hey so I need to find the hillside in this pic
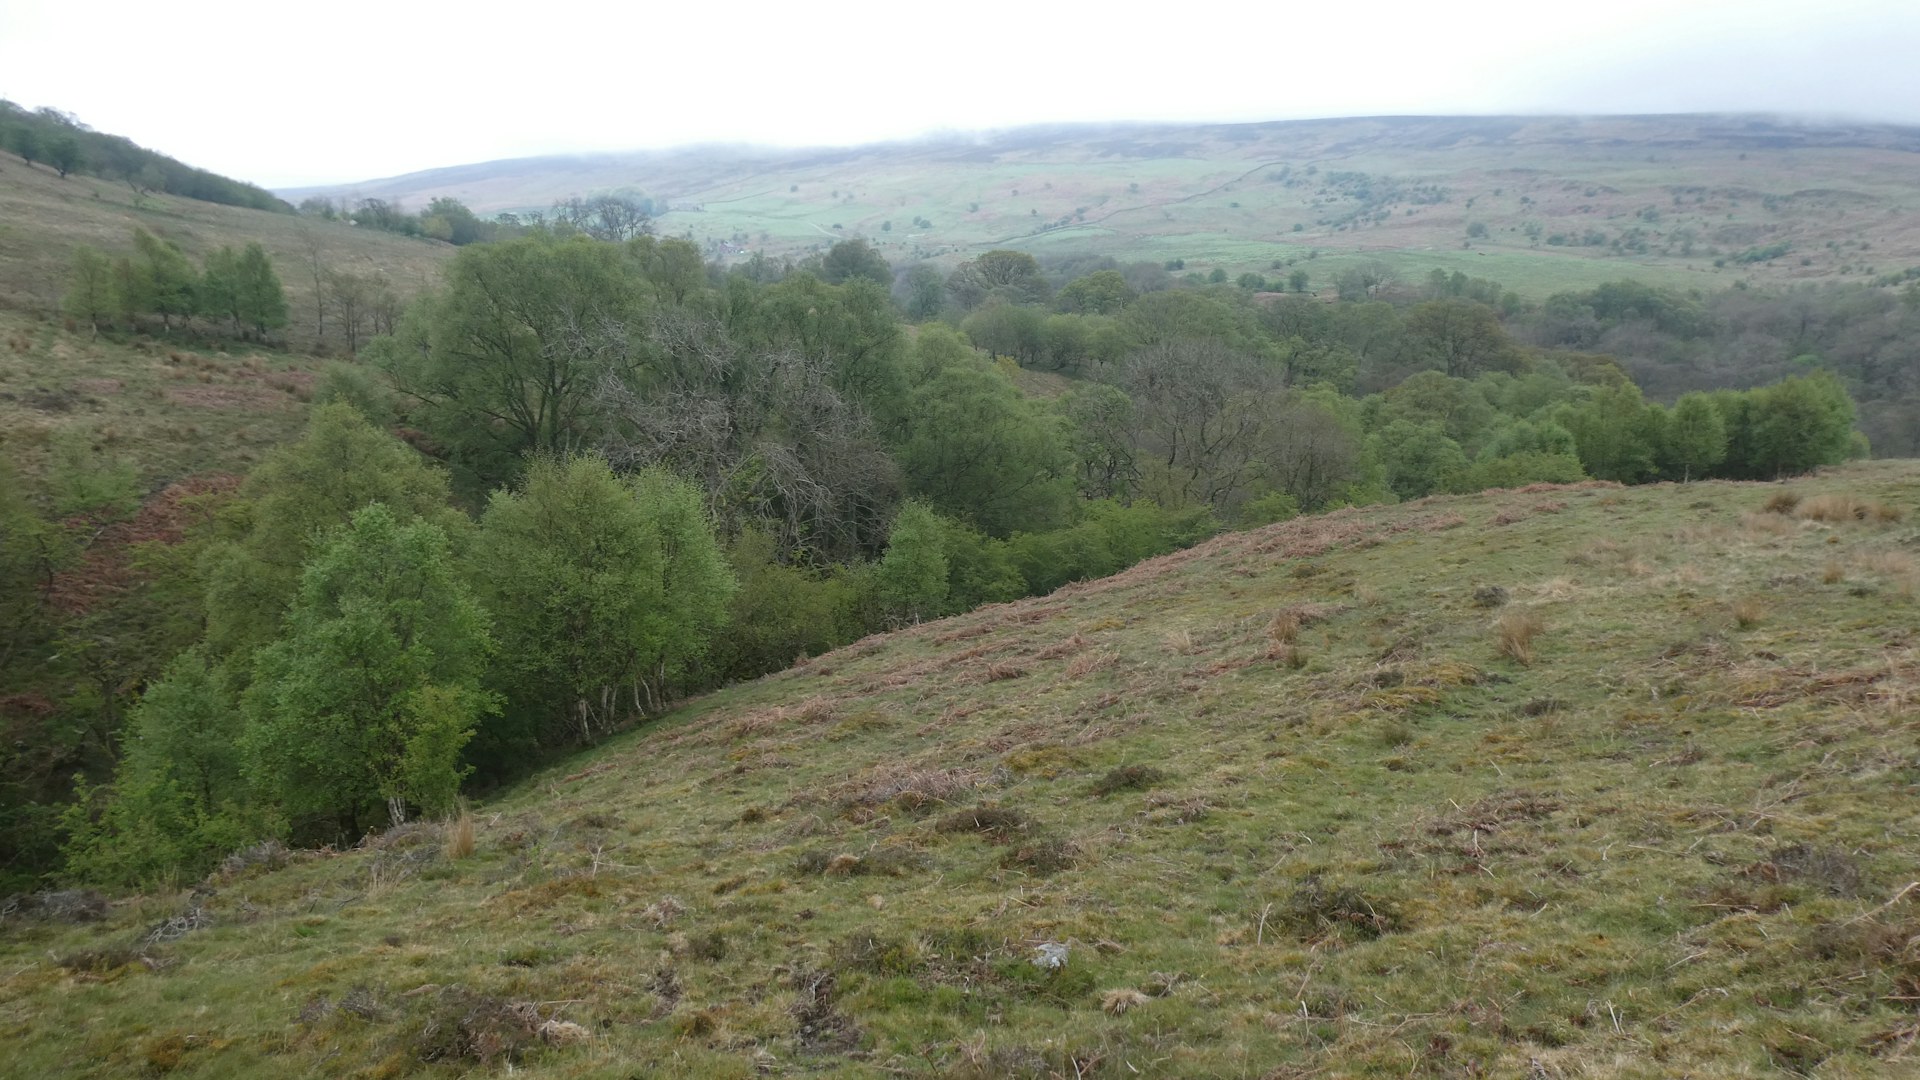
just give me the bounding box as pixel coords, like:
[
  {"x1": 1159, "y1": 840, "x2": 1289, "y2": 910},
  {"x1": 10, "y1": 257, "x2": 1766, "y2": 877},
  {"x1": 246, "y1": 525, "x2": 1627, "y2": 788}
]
[
  {"x1": 285, "y1": 114, "x2": 1920, "y2": 297},
  {"x1": 0, "y1": 150, "x2": 452, "y2": 341},
  {"x1": 6, "y1": 463, "x2": 1920, "y2": 1077}
]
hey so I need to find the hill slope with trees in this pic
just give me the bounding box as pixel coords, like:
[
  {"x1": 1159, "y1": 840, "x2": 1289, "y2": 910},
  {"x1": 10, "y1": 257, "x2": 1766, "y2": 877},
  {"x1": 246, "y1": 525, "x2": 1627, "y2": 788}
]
[{"x1": 5, "y1": 462, "x2": 1919, "y2": 1076}]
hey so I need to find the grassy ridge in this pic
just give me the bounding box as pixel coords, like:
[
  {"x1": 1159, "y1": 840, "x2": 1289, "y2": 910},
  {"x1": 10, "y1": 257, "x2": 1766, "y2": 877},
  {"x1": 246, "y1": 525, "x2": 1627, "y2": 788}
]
[
  {"x1": 286, "y1": 115, "x2": 1920, "y2": 297},
  {"x1": 0, "y1": 151, "x2": 451, "y2": 341},
  {"x1": 5, "y1": 463, "x2": 1919, "y2": 1077}
]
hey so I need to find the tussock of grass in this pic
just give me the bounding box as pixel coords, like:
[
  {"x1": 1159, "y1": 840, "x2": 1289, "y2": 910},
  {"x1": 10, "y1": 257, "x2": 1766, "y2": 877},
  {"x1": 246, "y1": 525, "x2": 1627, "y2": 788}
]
[
  {"x1": 1494, "y1": 608, "x2": 1545, "y2": 665},
  {"x1": 443, "y1": 809, "x2": 475, "y2": 860},
  {"x1": 1732, "y1": 596, "x2": 1768, "y2": 629},
  {"x1": 1795, "y1": 492, "x2": 1902, "y2": 523},
  {"x1": 1088, "y1": 764, "x2": 1166, "y2": 797}
]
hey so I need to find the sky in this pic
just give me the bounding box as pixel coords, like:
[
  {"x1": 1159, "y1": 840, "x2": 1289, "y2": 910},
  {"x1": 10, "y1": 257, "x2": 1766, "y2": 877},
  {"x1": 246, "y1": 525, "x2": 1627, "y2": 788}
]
[{"x1": 3, "y1": 0, "x2": 1918, "y2": 189}]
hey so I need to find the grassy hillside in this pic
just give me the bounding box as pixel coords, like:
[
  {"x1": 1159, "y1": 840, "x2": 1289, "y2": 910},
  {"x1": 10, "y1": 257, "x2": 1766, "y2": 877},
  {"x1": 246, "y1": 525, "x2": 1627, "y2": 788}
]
[
  {"x1": 286, "y1": 115, "x2": 1920, "y2": 297},
  {"x1": 0, "y1": 151, "x2": 451, "y2": 342},
  {"x1": 0, "y1": 310, "x2": 326, "y2": 490},
  {"x1": 6, "y1": 463, "x2": 1920, "y2": 1077}
]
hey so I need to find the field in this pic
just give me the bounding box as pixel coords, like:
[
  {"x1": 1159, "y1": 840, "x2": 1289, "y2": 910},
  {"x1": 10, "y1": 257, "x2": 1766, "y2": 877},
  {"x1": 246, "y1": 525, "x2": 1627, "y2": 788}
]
[
  {"x1": 0, "y1": 153, "x2": 452, "y2": 342},
  {"x1": 6, "y1": 462, "x2": 1920, "y2": 1077},
  {"x1": 286, "y1": 115, "x2": 1920, "y2": 298}
]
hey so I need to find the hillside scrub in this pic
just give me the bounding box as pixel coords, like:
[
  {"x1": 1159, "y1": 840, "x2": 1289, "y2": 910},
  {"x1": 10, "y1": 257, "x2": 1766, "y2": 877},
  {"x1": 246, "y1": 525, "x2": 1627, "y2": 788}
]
[{"x1": 7, "y1": 227, "x2": 1882, "y2": 890}]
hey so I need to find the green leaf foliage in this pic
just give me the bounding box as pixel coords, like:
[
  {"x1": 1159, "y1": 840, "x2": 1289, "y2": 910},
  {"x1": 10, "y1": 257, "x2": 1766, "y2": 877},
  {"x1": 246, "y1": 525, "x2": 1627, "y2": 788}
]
[{"x1": 243, "y1": 504, "x2": 494, "y2": 838}]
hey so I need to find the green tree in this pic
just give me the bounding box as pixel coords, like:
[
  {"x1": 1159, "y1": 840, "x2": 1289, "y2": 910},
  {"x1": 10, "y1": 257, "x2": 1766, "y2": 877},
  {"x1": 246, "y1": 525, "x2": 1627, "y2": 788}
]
[
  {"x1": 947, "y1": 249, "x2": 1050, "y2": 310},
  {"x1": 198, "y1": 246, "x2": 245, "y2": 334},
  {"x1": 820, "y1": 238, "x2": 892, "y2": 287},
  {"x1": 1662, "y1": 392, "x2": 1727, "y2": 481},
  {"x1": 61, "y1": 649, "x2": 254, "y2": 886},
  {"x1": 131, "y1": 228, "x2": 197, "y2": 330},
  {"x1": 243, "y1": 504, "x2": 495, "y2": 838},
  {"x1": 235, "y1": 243, "x2": 289, "y2": 337},
  {"x1": 1289, "y1": 269, "x2": 1310, "y2": 293},
  {"x1": 1743, "y1": 372, "x2": 1857, "y2": 478},
  {"x1": 377, "y1": 234, "x2": 643, "y2": 481},
  {"x1": 1055, "y1": 270, "x2": 1136, "y2": 315},
  {"x1": 63, "y1": 246, "x2": 116, "y2": 337},
  {"x1": 875, "y1": 502, "x2": 950, "y2": 625},
  {"x1": 201, "y1": 403, "x2": 465, "y2": 661},
  {"x1": 46, "y1": 134, "x2": 81, "y2": 178},
  {"x1": 473, "y1": 456, "x2": 733, "y2": 750},
  {"x1": 1374, "y1": 420, "x2": 1468, "y2": 500},
  {"x1": 5, "y1": 124, "x2": 39, "y2": 166},
  {"x1": 895, "y1": 326, "x2": 1073, "y2": 536},
  {"x1": 1559, "y1": 383, "x2": 1663, "y2": 483},
  {"x1": 1403, "y1": 299, "x2": 1524, "y2": 378},
  {"x1": 897, "y1": 263, "x2": 946, "y2": 320}
]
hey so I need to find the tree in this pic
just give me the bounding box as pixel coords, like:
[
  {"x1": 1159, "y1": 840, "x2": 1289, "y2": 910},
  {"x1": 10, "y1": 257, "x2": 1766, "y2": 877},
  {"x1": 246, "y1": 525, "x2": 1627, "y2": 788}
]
[
  {"x1": 1743, "y1": 372, "x2": 1857, "y2": 478},
  {"x1": 1662, "y1": 392, "x2": 1727, "y2": 481},
  {"x1": 243, "y1": 504, "x2": 495, "y2": 838},
  {"x1": 200, "y1": 404, "x2": 465, "y2": 660},
  {"x1": 820, "y1": 238, "x2": 892, "y2": 287},
  {"x1": 473, "y1": 455, "x2": 734, "y2": 750},
  {"x1": 1289, "y1": 269, "x2": 1310, "y2": 293},
  {"x1": 1374, "y1": 420, "x2": 1467, "y2": 500},
  {"x1": 1403, "y1": 298, "x2": 1525, "y2": 378},
  {"x1": 894, "y1": 326, "x2": 1073, "y2": 536},
  {"x1": 947, "y1": 249, "x2": 1050, "y2": 310},
  {"x1": 61, "y1": 649, "x2": 253, "y2": 886},
  {"x1": 377, "y1": 234, "x2": 643, "y2": 479},
  {"x1": 552, "y1": 193, "x2": 652, "y2": 241},
  {"x1": 1334, "y1": 261, "x2": 1397, "y2": 301},
  {"x1": 1056, "y1": 270, "x2": 1136, "y2": 315},
  {"x1": 46, "y1": 134, "x2": 80, "y2": 178},
  {"x1": 198, "y1": 246, "x2": 245, "y2": 335},
  {"x1": 875, "y1": 502, "x2": 950, "y2": 625},
  {"x1": 63, "y1": 246, "x2": 116, "y2": 337},
  {"x1": 1559, "y1": 383, "x2": 1663, "y2": 483},
  {"x1": 896, "y1": 263, "x2": 945, "y2": 320},
  {"x1": 131, "y1": 228, "x2": 197, "y2": 329},
  {"x1": 234, "y1": 243, "x2": 289, "y2": 337},
  {"x1": 5, "y1": 124, "x2": 39, "y2": 166}
]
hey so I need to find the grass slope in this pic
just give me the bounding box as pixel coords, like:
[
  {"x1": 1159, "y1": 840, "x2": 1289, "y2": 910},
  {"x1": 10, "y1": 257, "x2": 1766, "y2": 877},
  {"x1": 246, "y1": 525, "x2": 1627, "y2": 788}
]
[
  {"x1": 287, "y1": 115, "x2": 1920, "y2": 297},
  {"x1": 0, "y1": 311, "x2": 326, "y2": 491},
  {"x1": 7, "y1": 464, "x2": 1920, "y2": 1078},
  {"x1": 0, "y1": 152, "x2": 451, "y2": 341}
]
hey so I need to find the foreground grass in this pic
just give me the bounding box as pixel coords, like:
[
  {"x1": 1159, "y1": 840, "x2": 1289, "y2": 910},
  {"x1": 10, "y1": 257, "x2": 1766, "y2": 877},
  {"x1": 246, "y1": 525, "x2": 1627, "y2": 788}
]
[{"x1": 6, "y1": 463, "x2": 1920, "y2": 1077}]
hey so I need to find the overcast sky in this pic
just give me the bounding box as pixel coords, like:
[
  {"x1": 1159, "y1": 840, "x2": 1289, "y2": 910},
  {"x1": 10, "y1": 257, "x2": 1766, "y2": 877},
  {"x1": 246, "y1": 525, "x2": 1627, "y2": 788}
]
[{"x1": 3, "y1": 0, "x2": 1917, "y2": 189}]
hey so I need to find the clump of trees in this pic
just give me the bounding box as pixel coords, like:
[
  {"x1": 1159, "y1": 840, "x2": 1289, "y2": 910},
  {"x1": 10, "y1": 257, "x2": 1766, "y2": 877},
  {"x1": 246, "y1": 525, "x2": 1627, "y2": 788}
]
[
  {"x1": 0, "y1": 99, "x2": 287, "y2": 211},
  {"x1": 17, "y1": 225, "x2": 1882, "y2": 893},
  {"x1": 63, "y1": 229, "x2": 288, "y2": 340}
]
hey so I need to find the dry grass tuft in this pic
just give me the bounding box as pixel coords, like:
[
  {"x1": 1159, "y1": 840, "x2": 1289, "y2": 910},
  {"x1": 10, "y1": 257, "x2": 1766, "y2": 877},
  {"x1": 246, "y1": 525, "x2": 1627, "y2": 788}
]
[
  {"x1": 1823, "y1": 561, "x2": 1847, "y2": 585},
  {"x1": 1742, "y1": 511, "x2": 1797, "y2": 538},
  {"x1": 983, "y1": 661, "x2": 1029, "y2": 683},
  {"x1": 1762, "y1": 490, "x2": 1802, "y2": 514},
  {"x1": 1731, "y1": 597, "x2": 1767, "y2": 630},
  {"x1": 1797, "y1": 493, "x2": 1902, "y2": 524},
  {"x1": 1267, "y1": 610, "x2": 1300, "y2": 645},
  {"x1": 1495, "y1": 609, "x2": 1545, "y2": 665},
  {"x1": 1064, "y1": 650, "x2": 1114, "y2": 679},
  {"x1": 444, "y1": 808, "x2": 476, "y2": 860},
  {"x1": 1101, "y1": 989, "x2": 1151, "y2": 1015}
]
